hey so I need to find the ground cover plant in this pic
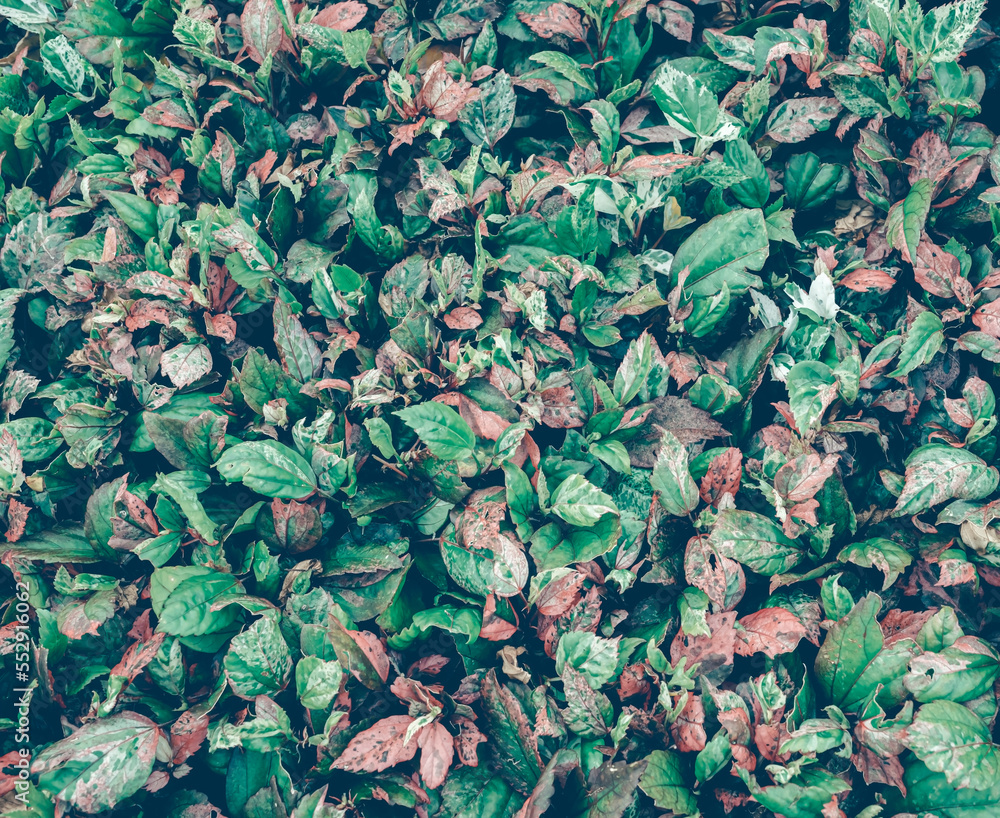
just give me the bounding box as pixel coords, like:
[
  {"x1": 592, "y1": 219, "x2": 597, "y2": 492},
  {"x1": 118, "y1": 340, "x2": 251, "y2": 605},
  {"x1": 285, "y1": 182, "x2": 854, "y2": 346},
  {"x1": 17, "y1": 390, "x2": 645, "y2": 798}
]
[{"x1": 3, "y1": 0, "x2": 1000, "y2": 815}]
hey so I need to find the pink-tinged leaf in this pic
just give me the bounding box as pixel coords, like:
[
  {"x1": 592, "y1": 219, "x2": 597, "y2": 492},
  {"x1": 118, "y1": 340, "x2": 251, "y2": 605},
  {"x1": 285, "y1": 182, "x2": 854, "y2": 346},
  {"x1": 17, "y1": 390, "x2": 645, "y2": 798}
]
[
  {"x1": 443, "y1": 307, "x2": 483, "y2": 329},
  {"x1": 535, "y1": 569, "x2": 585, "y2": 617},
  {"x1": 773, "y1": 453, "x2": 839, "y2": 504},
  {"x1": 142, "y1": 99, "x2": 197, "y2": 131},
  {"x1": 480, "y1": 593, "x2": 519, "y2": 641},
  {"x1": 837, "y1": 268, "x2": 897, "y2": 293},
  {"x1": 734, "y1": 607, "x2": 808, "y2": 658},
  {"x1": 943, "y1": 397, "x2": 974, "y2": 428},
  {"x1": 417, "y1": 60, "x2": 479, "y2": 123},
  {"x1": 684, "y1": 534, "x2": 745, "y2": 610},
  {"x1": 647, "y1": 0, "x2": 694, "y2": 41},
  {"x1": 670, "y1": 611, "x2": 737, "y2": 678},
  {"x1": 332, "y1": 715, "x2": 418, "y2": 773},
  {"x1": 912, "y1": 239, "x2": 972, "y2": 303},
  {"x1": 30, "y1": 712, "x2": 161, "y2": 814},
  {"x1": 539, "y1": 385, "x2": 586, "y2": 428},
  {"x1": 241, "y1": 0, "x2": 286, "y2": 63},
  {"x1": 170, "y1": 710, "x2": 209, "y2": 764},
  {"x1": 972, "y1": 300, "x2": 1000, "y2": 338},
  {"x1": 670, "y1": 694, "x2": 707, "y2": 752},
  {"x1": 906, "y1": 130, "x2": 955, "y2": 185},
  {"x1": 614, "y1": 153, "x2": 699, "y2": 181},
  {"x1": 159, "y1": 343, "x2": 213, "y2": 388},
  {"x1": 5, "y1": 498, "x2": 28, "y2": 542},
  {"x1": 109, "y1": 631, "x2": 166, "y2": 682},
  {"x1": 312, "y1": 0, "x2": 367, "y2": 31},
  {"x1": 699, "y1": 448, "x2": 742, "y2": 506},
  {"x1": 453, "y1": 716, "x2": 485, "y2": 766},
  {"x1": 517, "y1": 4, "x2": 586, "y2": 39},
  {"x1": 766, "y1": 97, "x2": 842, "y2": 143},
  {"x1": 417, "y1": 721, "x2": 454, "y2": 789}
]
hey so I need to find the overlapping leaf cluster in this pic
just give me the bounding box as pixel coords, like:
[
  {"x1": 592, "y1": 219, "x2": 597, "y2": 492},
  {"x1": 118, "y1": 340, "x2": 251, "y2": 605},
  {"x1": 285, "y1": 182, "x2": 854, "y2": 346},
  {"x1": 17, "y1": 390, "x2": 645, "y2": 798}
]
[{"x1": 3, "y1": 0, "x2": 1000, "y2": 815}]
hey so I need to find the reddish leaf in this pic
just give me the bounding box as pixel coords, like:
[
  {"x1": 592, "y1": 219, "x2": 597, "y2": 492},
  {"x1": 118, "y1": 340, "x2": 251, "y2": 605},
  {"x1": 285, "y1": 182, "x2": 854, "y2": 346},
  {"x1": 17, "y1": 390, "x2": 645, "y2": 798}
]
[
  {"x1": 170, "y1": 710, "x2": 209, "y2": 764},
  {"x1": 312, "y1": 1, "x2": 367, "y2": 31},
  {"x1": 417, "y1": 721, "x2": 454, "y2": 789},
  {"x1": 517, "y1": 4, "x2": 586, "y2": 39},
  {"x1": 332, "y1": 715, "x2": 418, "y2": 773},
  {"x1": 838, "y1": 268, "x2": 897, "y2": 293},
  {"x1": 5, "y1": 498, "x2": 28, "y2": 542},
  {"x1": 417, "y1": 60, "x2": 479, "y2": 123},
  {"x1": 734, "y1": 608, "x2": 808, "y2": 658},
  {"x1": 699, "y1": 448, "x2": 742, "y2": 506}
]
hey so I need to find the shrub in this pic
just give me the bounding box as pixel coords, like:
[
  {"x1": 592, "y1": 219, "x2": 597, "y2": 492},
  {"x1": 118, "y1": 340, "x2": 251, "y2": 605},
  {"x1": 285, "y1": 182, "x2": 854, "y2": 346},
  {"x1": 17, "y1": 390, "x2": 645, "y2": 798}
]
[{"x1": 2, "y1": 0, "x2": 1000, "y2": 815}]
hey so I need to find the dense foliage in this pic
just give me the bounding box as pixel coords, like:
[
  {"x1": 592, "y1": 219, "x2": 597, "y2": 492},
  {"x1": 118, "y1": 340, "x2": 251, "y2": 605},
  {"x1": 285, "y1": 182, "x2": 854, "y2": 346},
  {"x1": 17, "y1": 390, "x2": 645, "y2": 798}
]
[{"x1": 2, "y1": 0, "x2": 1000, "y2": 815}]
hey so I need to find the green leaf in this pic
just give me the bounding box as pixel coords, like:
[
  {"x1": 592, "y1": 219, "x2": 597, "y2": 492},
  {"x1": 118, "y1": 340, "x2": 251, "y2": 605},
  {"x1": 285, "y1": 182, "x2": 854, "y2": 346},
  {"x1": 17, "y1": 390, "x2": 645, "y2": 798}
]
[
  {"x1": 548, "y1": 473, "x2": 618, "y2": 527},
  {"x1": 838, "y1": 538, "x2": 913, "y2": 590},
  {"x1": 150, "y1": 565, "x2": 244, "y2": 637},
  {"x1": 652, "y1": 63, "x2": 728, "y2": 141},
  {"x1": 396, "y1": 402, "x2": 477, "y2": 460},
  {"x1": 786, "y1": 360, "x2": 839, "y2": 434},
  {"x1": 886, "y1": 178, "x2": 933, "y2": 263},
  {"x1": 458, "y1": 70, "x2": 516, "y2": 150},
  {"x1": 33, "y1": 712, "x2": 161, "y2": 813},
  {"x1": 215, "y1": 440, "x2": 318, "y2": 499},
  {"x1": 612, "y1": 331, "x2": 653, "y2": 405},
  {"x1": 893, "y1": 444, "x2": 998, "y2": 516},
  {"x1": 103, "y1": 191, "x2": 158, "y2": 242},
  {"x1": 888, "y1": 311, "x2": 944, "y2": 378},
  {"x1": 479, "y1": 670, "x2": 541, "y2": 794},
  {"x1": 905, "y1": 761, "x2": 1000, "y2": 817},
  {"x1": 639, "y1": 750, "x2": 698, "y2": 815},
  {"x1": 672, "y1": 208, "x2": 769, "y2": 299},
  {"x1": 224, "y1": 613, "x2": 293, "y2": 698},
  {"x1": 784, "y1": 153, "x2": 849, "y2": 211},
  {"x1": 651, "y1": 430, "x2": 699, "y2": 516},
  {"x1": 555, "y1": 632, "x2": 621, "y2": 689},
  {"x1": 709, "y1": 509, "x2": 803, "y2": 575},
  {"x1": 814, "y1": 592, "x2": 914, "y2": 711},
  {"x1": 273, "y1": 299, "x2": 322, "y2": 382},
  {"x1": 905, "y1": 637, "x2": 1000, "y2": 703},
  {"x1": 907, "y1": 700, "x2": 1000, "y2": 791}
]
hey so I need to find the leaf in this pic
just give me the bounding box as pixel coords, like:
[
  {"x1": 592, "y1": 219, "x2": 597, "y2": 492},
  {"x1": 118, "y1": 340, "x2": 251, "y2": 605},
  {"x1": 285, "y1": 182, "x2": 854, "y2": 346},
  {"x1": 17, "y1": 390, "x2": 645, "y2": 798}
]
[
  {"x1": 150, "y1": 565, "x2": 244, "y2": 638},
  {"x1": 907, "y1": 700, "x2": 1000, "y2": 791},
  {"x1": 765, "y1": 97, "x2": 842, "y2": 142},
  {"x1": 639, "y1": 750, "x2": 697, "y2": 815},
  {"x1": 786, "y1": 360, "x2": 839, "y2": 433},
  {"x1": 480, "y1": 670, "x2": 541, "y2": 794},
  {"x1": 418, "y1": 721, "x2": 455, "y2": 790},
  {"x1": 838, "y1": 538, "x2": 913, "y2": 590},
  {"x1": 224, "y1": 614, "x2": 293, "y2": 698},
  {"x1": 612, "y1": 331, "x2": 653, "y2": 405},
  {"x1": 672, "y1": 208, "x2": 769, "y2": 299},
  {"x1": 32, "y1": 712, "x2": 161, "y2": 814},
  {"x1": 59, "y1": 0, "x2": 171, "y2": 67},
  {"x1": 548, "y1": 473, "x2": 618, "y2": 526},
  {"x1": 458, "y1": 70, "x2": 516, "y2": 149},
  {"x1": 651, "y1": 430, "x2": 699, "y2": 516},
  {"x1": 331, "y1": 715, "x2": 418, "y2": 772},
  {"x1": 652, "y1": 63, "x2": 725, "y2": 141},
  {"x1": 159, "y1": 343, "x2": 212, "y2": 388},
  {"x1": 888, "y1": 310, "x2": 944, "y2": 378},
  {"x1": 273, "y1": 299, "x2": 323, "y2": 382},
  {"x1": 814, "y1": 592, "x2": 914, "y2": 711},
  {"x1": 709, "y1": 509, "x2": 803, "y2": 575},
  {"x1": 886, "y1": 179, "x2": 933, "y2": 263},
  {"x1": 893, "y1": 444, "x2": 998, "y2": 517},
  {"x1": 396, "y1": 402, "x2": 477, "y2": 460},
  {"x1": 735, "y1": 607, "x2": 808, "y2": 658},
  {"x1": 215, "y1": 440, "x2": 318, "y2": 499}
]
